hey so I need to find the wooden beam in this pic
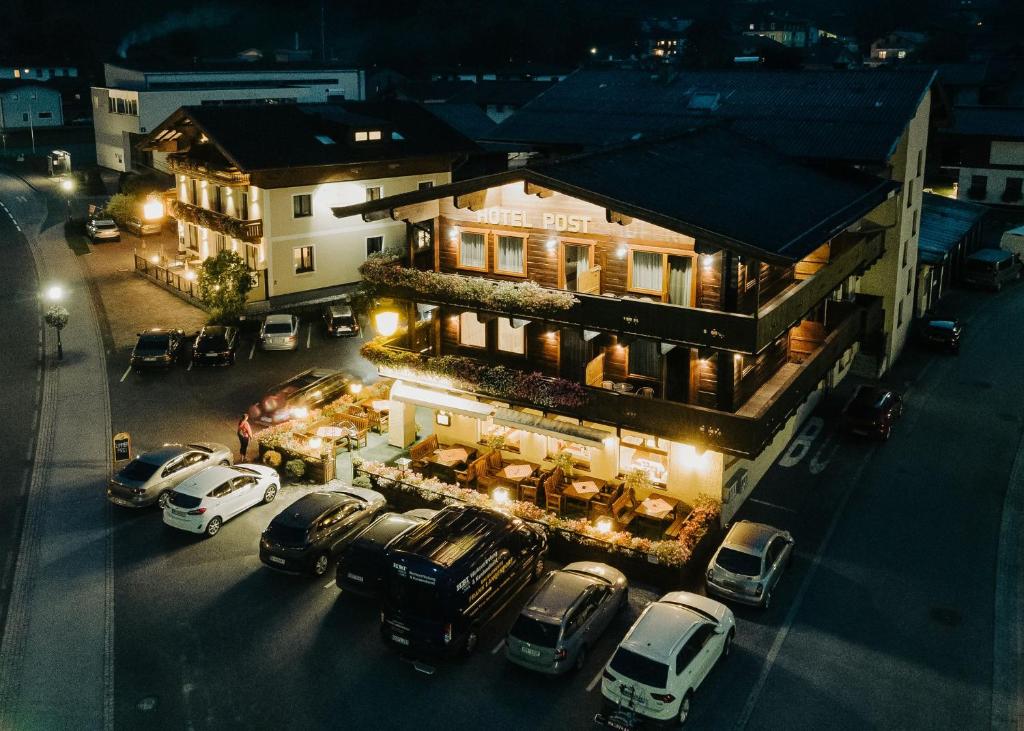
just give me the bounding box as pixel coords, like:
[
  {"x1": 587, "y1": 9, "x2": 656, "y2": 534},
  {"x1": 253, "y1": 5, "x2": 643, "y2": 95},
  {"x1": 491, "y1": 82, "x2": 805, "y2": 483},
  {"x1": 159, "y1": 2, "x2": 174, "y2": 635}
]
[
  {"x1": 524, "y1": 181, "x2": 555, "y2": 198},
  {"x1": 606, "y1": 208, "x2": 633, "y2": 226},
  {"x1": 453, "y1": 190, "x2": 487, "y2": 211},
  {"x1": 392, "y1": 199, "x2": 439, "y2": 223}
]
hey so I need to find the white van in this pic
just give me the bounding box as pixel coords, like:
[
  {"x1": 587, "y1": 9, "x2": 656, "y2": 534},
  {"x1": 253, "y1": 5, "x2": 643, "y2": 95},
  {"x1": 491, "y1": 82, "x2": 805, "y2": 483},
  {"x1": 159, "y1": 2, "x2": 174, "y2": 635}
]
[{"x1": 1000, "y1": 225, "x2": 1024, "y2": 258}]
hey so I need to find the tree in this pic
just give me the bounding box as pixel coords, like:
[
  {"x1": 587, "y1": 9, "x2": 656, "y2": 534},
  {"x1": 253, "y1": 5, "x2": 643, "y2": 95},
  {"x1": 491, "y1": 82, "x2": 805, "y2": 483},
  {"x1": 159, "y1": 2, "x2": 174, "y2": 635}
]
[
  {"x1": 198, "y1": 250, "x2": 253, "y2": 323},
  {"x1": 104, "y1": 193, "x2": 138, "y2": 225},
  {"x1": 44, "y1": 305, "x2": 69, "y2": 361}
]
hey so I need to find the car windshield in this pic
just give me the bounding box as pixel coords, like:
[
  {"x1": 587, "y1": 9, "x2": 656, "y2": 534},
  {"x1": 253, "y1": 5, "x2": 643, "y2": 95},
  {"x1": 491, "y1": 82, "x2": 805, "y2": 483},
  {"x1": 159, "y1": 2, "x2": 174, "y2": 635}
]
[
  {"x1": 117, "y1": 459, "x2": 159, "y2": 482},
  {"x1": 716, "y1": 547, "x2": 763, "y2": 576},
  {"x1": 199, "y1": 334, "x2": 227, "y2": 348},
  {"x1": 388, "y1": 574, "x2": 444, "y2": 620},
  {"x1": 609, "y1": 648, "x2": 668, "y2": 688},
  {"x1": 95, "y1": 221, "x2": 116, "y2": 229},
  {"x1": 137, "y1": 335, "x2": 169, "y2": 350},
  {"x1": 168, "y1": 492, "x2": 201, "y2": 509},
  {"x1": 510, "y1": 615, "x2": 560, "y2": 647},
  {"x1": 265, "y1": 323, "x2": 293, "y2": 334},
  {"x1": 265, "y1": 521, "x2": 309, "y2": 545},
  {"x1": 927, "y1": 321, "x2": 954, "y2": 332},
  {"x1": 330, "y1": 315, "x2": 353, "y2": 325}
]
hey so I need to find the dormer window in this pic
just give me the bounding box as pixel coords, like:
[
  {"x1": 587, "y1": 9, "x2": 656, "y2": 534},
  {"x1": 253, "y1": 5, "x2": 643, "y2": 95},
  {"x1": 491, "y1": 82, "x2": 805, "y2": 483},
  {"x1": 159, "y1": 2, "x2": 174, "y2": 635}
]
[
  {"x1": 354, "y1": 130, "x2": 383, "y2": 142},
  {"x1": 315, "y1": 135, "x2": 335, "y2": 145}
]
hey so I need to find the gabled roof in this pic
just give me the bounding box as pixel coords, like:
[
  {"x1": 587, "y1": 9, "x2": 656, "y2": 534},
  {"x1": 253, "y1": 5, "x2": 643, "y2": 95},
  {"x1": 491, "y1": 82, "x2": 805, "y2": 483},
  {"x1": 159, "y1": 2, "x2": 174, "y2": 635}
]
[
  {"x1": 144, "y1": 101, "x2": 479, "y2": 172},
  {"x1": 945, "y1": 106, "x2": 1024, "y2": 139},
  {"x1": 918, "y1": 193, "x2": 988, "y2": 265},
  {"x1": 486, "y1": 68, "x2": 937, "y2": 164},
  {"x1": 421, "y1": 102, "x2": 496, "y2": 141},
  {"x1": 332, "y1": 126, "x2": 898, "y2": 264}
]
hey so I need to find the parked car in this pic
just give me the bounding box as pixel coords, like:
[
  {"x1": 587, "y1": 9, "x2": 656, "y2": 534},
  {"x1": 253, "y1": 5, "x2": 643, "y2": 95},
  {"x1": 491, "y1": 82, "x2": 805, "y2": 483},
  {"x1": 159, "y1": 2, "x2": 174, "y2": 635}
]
[
  {"x1": 961, "y1": 248, "x2": 1021, "y2": 290},
  {"x1": 107, "y1": 442, "x2": 232, "y2": 509},
  {"x1": 248, "y1": 368, "x2": 350, "y2": 427},
  {"x1": 192, "y1": 325, "x2": 239, "y2": 366},
  {"x1": 86, "y1": 218, "x2": 120, "y2": 242},
  {"x1": 163, "y1": 464, "x2": 279, "y2": 538},
  {"x1": 919, "y1": 316, "x2": 962, "y2": 354},
  {"x1": 130, "y1": 328, "x2": 186, "y2": 371},
  {"x1": 124, "y1": 215, "x2": 161, "y2": 237},
  {"x1": 259, "y1": 314, "x2": 301, "y2": 350},
  {"x1": 381, "y1": 505, "x2": 547, "y2": 657},
  {"x1": 336, "y1": 509, "x2": 437, "y2": 597},
  {"x1": 705, "y1": 521, "x2": 794, "y2": 608},
  {"x1": 323, "y1": 303, "x2": 359, "y2": 337},
  {"x1": 506, "y1": 562, "x2": 628, "y2": 675},
  {"x1": 597, "y1": 592, "x2": 735, "y2": 727},
  {"x1": 260, "y1": 487, "x2": 387, "y2": 576},
  {"x1": 842, "y1": 384, "x2": 903, "y2": 440}
]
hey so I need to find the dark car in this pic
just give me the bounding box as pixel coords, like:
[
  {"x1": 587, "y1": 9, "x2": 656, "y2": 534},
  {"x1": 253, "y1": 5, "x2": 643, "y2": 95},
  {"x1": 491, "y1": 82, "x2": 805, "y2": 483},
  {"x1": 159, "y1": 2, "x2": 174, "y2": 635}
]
[
  {"x1": 131, "y1": 328, "x2": 185, "y2": 371},
  {"x1": 192, "y1": 325, "x2": 239, "y2": 366},
  {"x1": 919, "y1": 317, "x2": 962, "y2": 354},
  {"x1": 260, "y1": 487, "x2": 386, "y2": 577},
  {"x1": 248, "y1": 368, "x2": 351, "y2": 427},
  {"x1": 842, "y1": 385, "x2": 903, "y2": 440},
  {"x1": 323, "y1": 303, "x2": 359, "y2": 337},
  {"x1": 336, "y1": 509, "x2": 437, "y2": 597}
]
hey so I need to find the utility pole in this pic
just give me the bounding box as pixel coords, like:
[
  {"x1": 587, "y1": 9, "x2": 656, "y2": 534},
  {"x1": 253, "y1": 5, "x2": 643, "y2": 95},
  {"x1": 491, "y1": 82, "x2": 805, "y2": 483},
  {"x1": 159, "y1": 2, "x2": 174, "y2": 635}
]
[
  {"x1": 28, "y1": 96, "x2": 35, "y2": 154},
  {"x1": 320, "y1": 0, "x2": 327, "y2": 62}
]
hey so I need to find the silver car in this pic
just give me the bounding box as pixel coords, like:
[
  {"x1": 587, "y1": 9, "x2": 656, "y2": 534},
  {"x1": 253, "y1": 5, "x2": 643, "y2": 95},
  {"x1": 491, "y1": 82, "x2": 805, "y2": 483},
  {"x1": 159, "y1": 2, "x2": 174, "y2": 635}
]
[
  {"x1": 506, "y1": 561, "x2": 628, "y2": 674},
  {"x1": 107, "y1": 442, "x2": 233, "y2": 509},
  {"x1": 260, "y1": 314, "x2": 300, "y2": 351},
  {"x1": 706, "y1": 521, "x2": 794, "y2": 608},
  {"x1": 86, "y1": 218, "x2": 120, "y2": 241}
]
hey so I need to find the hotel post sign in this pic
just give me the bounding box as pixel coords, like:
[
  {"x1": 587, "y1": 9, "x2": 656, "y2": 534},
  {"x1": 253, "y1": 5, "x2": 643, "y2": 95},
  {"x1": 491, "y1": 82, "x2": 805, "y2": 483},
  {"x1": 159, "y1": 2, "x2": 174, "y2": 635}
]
[{"x1": 475, "y1": 207, "x2": 592, "y2": 234}]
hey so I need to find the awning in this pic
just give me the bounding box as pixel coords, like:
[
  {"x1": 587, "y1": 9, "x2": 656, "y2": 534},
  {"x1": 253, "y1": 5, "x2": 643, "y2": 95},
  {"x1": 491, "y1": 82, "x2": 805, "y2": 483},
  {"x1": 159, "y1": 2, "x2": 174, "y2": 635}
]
[
  {"x1": 389, "y1": 381, "x2": 495, "y2": 419},
  {"x1": 493, "y1": 407, "x2": 610, "y2": 448}
]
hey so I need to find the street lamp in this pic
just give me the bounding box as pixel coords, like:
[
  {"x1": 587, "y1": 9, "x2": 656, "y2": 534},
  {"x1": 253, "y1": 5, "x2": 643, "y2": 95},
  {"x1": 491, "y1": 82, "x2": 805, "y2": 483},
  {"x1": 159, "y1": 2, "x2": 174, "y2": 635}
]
[
  {"x1": 44, "y1": 284, "x2": 64, "y2": 302},
  {"x1": 60, "y1": 178, "x2": 74, "y2": 222},
  {"x1": 143, "y1": 196, "x2": 164, "y2": 220},
  {"x1": 42, "y1": 284, "x2": 68, "y2": 360}
]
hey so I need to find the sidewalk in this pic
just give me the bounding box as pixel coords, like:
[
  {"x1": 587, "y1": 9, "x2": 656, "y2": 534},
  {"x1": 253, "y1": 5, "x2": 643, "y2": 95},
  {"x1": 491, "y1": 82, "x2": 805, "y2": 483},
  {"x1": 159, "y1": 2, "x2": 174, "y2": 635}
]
[{"x1": 0, "y1": 173, "x2": 114, "y2": 730}]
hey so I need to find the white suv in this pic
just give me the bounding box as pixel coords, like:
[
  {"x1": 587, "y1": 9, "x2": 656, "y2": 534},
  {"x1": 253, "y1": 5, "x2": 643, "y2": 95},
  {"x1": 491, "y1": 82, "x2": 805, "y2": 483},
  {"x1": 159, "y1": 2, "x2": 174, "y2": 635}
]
[{"x1": 599, "y1": 591, "x2": 735, "y2": 726}]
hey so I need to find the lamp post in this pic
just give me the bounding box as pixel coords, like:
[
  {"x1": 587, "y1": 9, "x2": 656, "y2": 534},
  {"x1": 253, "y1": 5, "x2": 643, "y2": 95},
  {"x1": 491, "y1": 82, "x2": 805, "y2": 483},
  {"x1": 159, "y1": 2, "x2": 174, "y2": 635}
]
[
  {"x1": 43, "y1": 284, "x2": 68, "y2": 361},
  {"x1": 60, "y1": 178, "x2": 74, "y2": 222}
]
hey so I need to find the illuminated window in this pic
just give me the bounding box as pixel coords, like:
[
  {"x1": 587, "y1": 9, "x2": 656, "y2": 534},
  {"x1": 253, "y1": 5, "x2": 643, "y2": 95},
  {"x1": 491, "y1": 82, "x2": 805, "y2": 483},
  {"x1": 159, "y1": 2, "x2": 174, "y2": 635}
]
[
  {"x1": 619, "y1": 430, "x2": 669, "y2": 486},
  {"x1": 630, "y1": 250, "x2": 664, "y2": 293},
  {"x1": 547, "y1": 436, "x2": 592, "y2": 466},
  {"x1": 481, "y1": 423, "x2": 522, "y2": 451},
  {"x1": 495, "y1": 235, "x2": 525, "y2": 275},
  {"x1": 458, "y1": 312, "x2": 486, "y2": 347},
  {"x1": 368, "y1": 130, "x2": 382, "y2": 141},
  {"x1": 497, "y1": 318, "x2": 525, "y2": 354},
  {"x1": 292, "y1": 194, "x2": 312, "y2": 218},
  {"x1": 293, "y1": 245, "x2": 315, "y2": 274},
  {"x1": 458, "y1": 231, "x2": 486, "y2": 270}
]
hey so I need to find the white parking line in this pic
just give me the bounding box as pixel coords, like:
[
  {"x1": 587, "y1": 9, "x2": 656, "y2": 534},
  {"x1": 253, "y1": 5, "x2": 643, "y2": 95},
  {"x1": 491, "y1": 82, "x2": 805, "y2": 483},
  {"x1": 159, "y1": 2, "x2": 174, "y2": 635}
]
[
  {"x1": 306, "y1": 324, "x2": 312, "y2": 349},
  {"x1": 586, "y1": 667, "x2": 605, "y2": 692},
  {"x1": 746, "y1": 498, "x2": 797, "y2": 514},
  {"x1": 248, "y1": 341, "x2": 256, "y2": 360},
  {"x1": 186, "y1": 360, "x2": 193, "y2": 372},
  {"x1": 323, "y1": 580, "x2": 336, "y2": 590},
  {"x1": 118, "y1": 366, "x2": 132, "y2": 383},
  {"x1": 490, "y1": 639, "x2": 505, "y2": 655}
]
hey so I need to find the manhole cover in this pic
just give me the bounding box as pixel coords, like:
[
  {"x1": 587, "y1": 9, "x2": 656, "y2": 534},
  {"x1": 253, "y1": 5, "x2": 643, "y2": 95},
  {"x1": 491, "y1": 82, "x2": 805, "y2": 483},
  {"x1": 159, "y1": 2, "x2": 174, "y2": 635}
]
[
  {"x1": 137, "y1": 696, "x2": 158, "y2": 711},
  {"x1": 929, "y1": 607, "x2": 962, "y2": 627}
]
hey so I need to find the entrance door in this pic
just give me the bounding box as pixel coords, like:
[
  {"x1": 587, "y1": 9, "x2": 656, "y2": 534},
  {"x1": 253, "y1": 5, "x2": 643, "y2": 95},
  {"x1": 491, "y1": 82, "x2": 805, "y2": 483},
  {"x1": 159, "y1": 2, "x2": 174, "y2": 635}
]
[
  {"x1": 562, "y1": 243, "x2": 592, "y2": 292},
  {"x1": 667, "y1": 255, "x2": 693, "y2": 306}
]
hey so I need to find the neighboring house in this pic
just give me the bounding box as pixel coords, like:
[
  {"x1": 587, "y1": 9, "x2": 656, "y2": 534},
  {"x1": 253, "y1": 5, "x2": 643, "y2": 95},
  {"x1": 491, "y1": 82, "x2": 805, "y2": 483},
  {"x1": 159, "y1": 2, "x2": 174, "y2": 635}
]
[
  {"x1": 802, "y1": 42, "x2": 859, "y2": 70},
  {"x1": 743, "y1": 16, "x2": 819, "y2": 48},
  {"x1": 332, "y1": 126, "x2": 896, "y2": 522},
  {"x1": 939, "y1": 106, "x2": 1024, "y2": 207},
  {"x1": 0, "y1": 84, "x2": 64, "y2": 129},
  {"x1": 869, "y1": 31, "x2": 927, "y2": 64},
  {"x1": 0, "y1": 64, "x2": 78, "y2": 81},
  {"x1": 427, "y1": 65, "x2": 572, "y2": 83},
  {"x1": 139, "y1": 101, "x2": 477, "y2": 309},
  {"x1": 639, "y1": 17, "x2": 693, "y2": 59},
  {"x1": 488, "y1": 67, "x2": 936, "y2": 378},
  {"x1": 916, "y1": 193, "x2": 987, "y2": 315},
  {"x1": 93, "y1": 61, "x2": 366, "y2": 172}
]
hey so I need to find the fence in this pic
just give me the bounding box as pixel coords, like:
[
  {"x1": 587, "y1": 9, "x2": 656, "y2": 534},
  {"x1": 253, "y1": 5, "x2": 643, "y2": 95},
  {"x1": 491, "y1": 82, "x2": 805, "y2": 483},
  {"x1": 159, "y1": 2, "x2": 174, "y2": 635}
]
[{"x1": 133, "y1": 253, "x2": 206, "y2": 309}]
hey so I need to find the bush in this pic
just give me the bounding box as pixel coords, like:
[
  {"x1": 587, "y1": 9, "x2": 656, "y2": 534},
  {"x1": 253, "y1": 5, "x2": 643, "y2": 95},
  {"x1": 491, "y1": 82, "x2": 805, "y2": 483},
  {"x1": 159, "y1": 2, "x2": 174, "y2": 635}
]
[
  {"x1": 104, "y1": 193, "x2": 138, "y2": 226},
  {"x1": 262, "y1": 450, "x2": 282, "y2": 469},
  {"x1": 284, "y1": 459, "x2": 307, "y2": 481},
  {"x1": 352, "y1": 475, "x2": 372, "y2": 489},
  {"x1": 198, "y1": 250, "x2": 253, "y2": 323}
]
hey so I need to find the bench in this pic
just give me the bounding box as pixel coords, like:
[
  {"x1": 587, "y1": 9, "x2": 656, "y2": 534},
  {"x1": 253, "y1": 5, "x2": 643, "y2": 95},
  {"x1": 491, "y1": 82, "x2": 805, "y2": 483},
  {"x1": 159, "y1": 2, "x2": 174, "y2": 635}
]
[
  {"x1": 663, "y1": 513, "x2": 687, "y2": 539},
  {"x1": 409, "y1": 434, "x2": 439, "y2": 473},
  {"x1": 611, "y1": 488, "x2": 638, "y2": 530}
]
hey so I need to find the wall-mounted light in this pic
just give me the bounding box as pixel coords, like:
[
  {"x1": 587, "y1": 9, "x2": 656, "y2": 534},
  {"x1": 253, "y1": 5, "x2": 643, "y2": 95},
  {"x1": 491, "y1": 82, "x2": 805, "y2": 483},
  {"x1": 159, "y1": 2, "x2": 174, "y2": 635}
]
[
  {"x1": 374, "y1": 310, "x2": 400, "y2": 337},
  {"x1": 545, "y1": 238, "x2": 557, "y2": 253},
  {"x1": 143, "y1": 196, "x2": 164, "y2": 220},
  {"x1": 616, "y1": 245, "x2": 628, "y2": 259},
  {"x1": 436, "y1": 411, "x2": 452, "y2": 427},
  {"x1": 701, "y1": 253, "x2": 714, "y2": 269},
  {"x1": 349, "y1": 383, "x2": 363, "y2": 395},
  {"x1": 595, "y1": 517, "x2": 613, "y2": 534},
  {"x1": 149, "y1": 254, "x2": 159, "y2": 264},
  {"x1": 448, "y1": 226, "x2": 460, "y2": 241},
  {"x1": 308, "y1": 436, "x2": 323, "y2": 450}
]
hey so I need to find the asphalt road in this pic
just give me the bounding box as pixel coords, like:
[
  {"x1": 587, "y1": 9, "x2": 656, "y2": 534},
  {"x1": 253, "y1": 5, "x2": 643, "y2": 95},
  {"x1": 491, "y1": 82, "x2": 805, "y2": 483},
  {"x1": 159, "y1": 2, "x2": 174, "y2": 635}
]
[
  {"x1": 0, "y1": 173, "x2": 46, "y2": 632},
  {"x1": 102, "y1": 276, "x2": 1024, "y2": 731}
]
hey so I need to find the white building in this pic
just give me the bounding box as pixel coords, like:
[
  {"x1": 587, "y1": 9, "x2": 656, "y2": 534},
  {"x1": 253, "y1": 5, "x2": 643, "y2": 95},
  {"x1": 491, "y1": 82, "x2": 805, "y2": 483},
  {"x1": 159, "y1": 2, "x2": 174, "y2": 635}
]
[
  {"x1": 140, "y1": 101, "x2": 477, "y2": 307},
  {"x1": 0, "y1": 65, "x2": 78, "y2": 81},
  {"x1": 0, "y1": 84, "x2": 63, "y2": 129},
  {"x1": 941, "y1": 106, "x2": 1024, "y2": 208},
  {"x1": 92, "y1": 62, "x2": 365, "y2": 172}
]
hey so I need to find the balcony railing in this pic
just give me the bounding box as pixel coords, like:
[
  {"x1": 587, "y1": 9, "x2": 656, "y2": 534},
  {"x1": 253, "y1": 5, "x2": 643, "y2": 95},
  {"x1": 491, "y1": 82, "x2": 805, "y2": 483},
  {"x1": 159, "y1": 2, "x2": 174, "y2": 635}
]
[
  {"x1": 168, "y1": 156, "x2": 249, "y2": 185},
  {"x1": 168, "y1": 200, "x2": 263, "y2": 243}
]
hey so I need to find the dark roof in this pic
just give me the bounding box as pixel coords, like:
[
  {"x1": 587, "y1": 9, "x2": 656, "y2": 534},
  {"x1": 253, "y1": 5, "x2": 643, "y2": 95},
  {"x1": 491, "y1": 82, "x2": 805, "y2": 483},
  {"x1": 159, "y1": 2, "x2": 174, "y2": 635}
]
[
  {"x1": 918, "y1": 193, "x2": 987, "y2": 265},
  {"x1": 354, "y1": 512, "x2": 424, "y2": 548},
  {"x1": 392, "y1": 506, "x2": 512, "y2": 568},
  {"x1": 934, "y1": 63, "x2": 989, "y2": 87},
  {"x1": 487, "y1": 68, "x2": 937, "y2": 164},
  {"x1": 422, "y1": 102, "x2": 496, "y2": 141},
  {"x1": 946, "y1": 106, "x2": 1024, "y2": 139},
  {"x1": 397, "y1": 79, "x2": 475, "y2": 103},
  {"x1": 109, "y1": 59, "x2": 360, "y2": 74},
  {"x1": 271, "y1": 491, "x2": 351, "y2": 528},
  {"x1": 450, "y1": 80, "x2": 556, "y2": 107},
  {"x1": 152, "y1": 101, "x2": 478, "y2": 172},
  {"x1": 0, "y1": 81, "x2": 64, "y2": 94},
  {"x1": 333, "y1": 126, "x2": 898, "y2": 263}
]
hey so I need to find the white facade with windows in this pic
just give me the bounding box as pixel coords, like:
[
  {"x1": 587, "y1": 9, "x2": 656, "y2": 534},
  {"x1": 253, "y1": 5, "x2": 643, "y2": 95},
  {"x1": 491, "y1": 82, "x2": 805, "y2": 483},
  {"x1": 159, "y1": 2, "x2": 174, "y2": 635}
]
[{"x1": 0, "y1": 85, "x2": 63, "y2": 129}]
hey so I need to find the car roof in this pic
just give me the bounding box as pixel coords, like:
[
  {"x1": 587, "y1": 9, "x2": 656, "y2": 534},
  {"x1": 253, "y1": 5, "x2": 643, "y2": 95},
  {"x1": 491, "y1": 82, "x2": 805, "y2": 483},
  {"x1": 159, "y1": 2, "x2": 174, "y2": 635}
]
[
  {"x1": 140, "y1": 328, "x2": 177, "y2": 337},
  {"x1": 139, "y1": 444, "x2": 189, "y2": 464},
  {"x1": 723, "y1": 521, "x2": 780, "y2": 555},
  {"x1": 174, "y1": 466, "x2": 240, "y2": 496},
  {"x1": 325, "y1": 304, "x2": 353, "y2": 317},
  {"x1": 355, "y1": 512, "x2": 425, "y2": 546},
  {"x1": 272, "y1": 491, "x2": 351, "y2": 527},
  {"x1": 620, "y1": 601, "x2": 703, "y2": 662},
  {"x1": 92, "y1": 218, "x2": 116, "y2": 224},
  {"x1": 199, "y1": 325, "x2": 231, "y2": 336},
  {"x1": 853, "y1": 384, "x2": 892, "y2": 403},
  {"x1": 265, "y1": 313, "x2": 295, "y2": 324},
  {"x1": 926, "y1": 319, "x2": 957, "y2": 329},
  {"x1": 523, "y1": 570, "x2": 601, "y2": 620},
  {"x1": 968, "y1": 248, "x2": 1012, "y2": 263}
]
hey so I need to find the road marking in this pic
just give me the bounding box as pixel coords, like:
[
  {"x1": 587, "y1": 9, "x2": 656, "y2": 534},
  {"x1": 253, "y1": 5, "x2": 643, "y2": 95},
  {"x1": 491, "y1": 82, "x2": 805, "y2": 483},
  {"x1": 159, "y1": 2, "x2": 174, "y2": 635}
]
[
  {"x1": 118, "y1": 366, "x2": 132, "y2": 383},
  {"x1": 186, "y1": 360, "x2": 193, "y2": 372},
  {"x1": 746, "y1": 498, "x2": 797, "y2": 514},
  {"x1": 413, "y1": 662, "x2": 436, "y2": 676},
  {"x1": 586, "y1": 667, "x2": 605, "y2": 692},
  {"x1": 323, "y1": 580, "x2": 336, "y2": 589},
  {"x1": 779, "y1": 417, "x2": 823, "y2": 468},
  {"x1": 490, "y1": 639, "x2": 505, "y2": 655},
  {"x1": 306, "y1": 324, "x2": 312, "y2": 349},
  {"x1": 248, "y1": 342, "x2": 256, "y2": 360},
  {"x1": 734, "y1": 446, "x2": 877, "y2": 730},
  {"x1": 808, "y1": 433, "x2": 840, "y2": 475}
]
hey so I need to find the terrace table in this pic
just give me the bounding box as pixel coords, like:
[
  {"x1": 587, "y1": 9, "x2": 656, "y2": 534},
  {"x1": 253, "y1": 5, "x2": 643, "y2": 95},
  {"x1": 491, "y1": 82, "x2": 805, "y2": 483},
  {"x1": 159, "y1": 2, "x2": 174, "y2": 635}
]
[
  {"x1": 496, "y1": 460, "x2": 537, "y2": 499},
  {"x1": 562, "y1": 477, "x2": 606, "y2": 514},
  {"x1": 635, "y1": 494, "x2": 680, "y2": 530},
  {"x1": 425, "y1": 445, "x2": 478, "y2": 481}
]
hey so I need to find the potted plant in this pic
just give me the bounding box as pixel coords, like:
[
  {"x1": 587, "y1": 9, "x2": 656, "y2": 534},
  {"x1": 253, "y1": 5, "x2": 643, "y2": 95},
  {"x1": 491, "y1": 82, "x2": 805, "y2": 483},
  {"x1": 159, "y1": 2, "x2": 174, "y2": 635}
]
[
  {"x1": 624, "y1": 466, "x2": 652, "y2": 496},
  {"x1": 484, "y1": 432, "x2": 506, "y2": 453},
  {"x1": 553, "y1": 450, "x2": 575, "y2": 479}
]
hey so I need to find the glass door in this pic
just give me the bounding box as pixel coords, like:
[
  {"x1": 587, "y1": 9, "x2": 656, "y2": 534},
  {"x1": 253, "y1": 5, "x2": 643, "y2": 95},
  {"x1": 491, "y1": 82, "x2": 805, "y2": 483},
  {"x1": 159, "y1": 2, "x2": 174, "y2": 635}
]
[{"x1": 562, "y1": 243, "x2": 592, "y2": 292}]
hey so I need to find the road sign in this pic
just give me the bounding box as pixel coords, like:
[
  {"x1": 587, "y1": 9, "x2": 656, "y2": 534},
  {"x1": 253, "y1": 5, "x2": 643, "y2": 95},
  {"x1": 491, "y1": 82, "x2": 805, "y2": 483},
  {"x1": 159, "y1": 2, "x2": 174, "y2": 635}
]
[{"x1": 112, "y1": 432, "x2": 131, "y2": 462}]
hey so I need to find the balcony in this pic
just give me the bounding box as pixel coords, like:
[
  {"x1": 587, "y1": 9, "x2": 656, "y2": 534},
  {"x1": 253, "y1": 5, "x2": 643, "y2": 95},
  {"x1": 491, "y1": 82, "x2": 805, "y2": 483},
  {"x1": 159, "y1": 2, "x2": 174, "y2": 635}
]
[
  {"x1": 168, "y1": 155, "x2": 249, "y2": 186},
  {"x1": 168, "y1": 200, "x2": 263, "y2": 244}
]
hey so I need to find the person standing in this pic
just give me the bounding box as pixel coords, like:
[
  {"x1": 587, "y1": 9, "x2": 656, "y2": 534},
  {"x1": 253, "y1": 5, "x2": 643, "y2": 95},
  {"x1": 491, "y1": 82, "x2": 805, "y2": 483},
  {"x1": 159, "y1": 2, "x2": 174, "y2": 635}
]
[{"x1": 237, "y1": 413, "x2": 253, "y2": 462}]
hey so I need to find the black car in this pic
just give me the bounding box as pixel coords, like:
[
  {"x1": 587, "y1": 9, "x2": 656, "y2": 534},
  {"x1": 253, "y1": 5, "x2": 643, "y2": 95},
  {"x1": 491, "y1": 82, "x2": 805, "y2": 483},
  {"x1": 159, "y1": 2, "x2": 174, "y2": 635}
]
[
  {"x1": 323, "y1": 303, "x2": 359, "y2": 337},
  {"x1": 192, "y1": 325, "x2": 239, "y2": 366},
  {"x1": 260, "y1": 487, "x2": 386, "y2": 576},
  {"x1": 248, "y1": 368, "x2": 351, "y2": 426},
  {"x1": 919, "y1": 318, "x2": 962, "y2": 354},
  {"x1": 842, "y1": 385, "x2": 903, "y2": 441},
  {"x1": 336, "y1": 509, "x2": 436, "y2": 597},
  {"x1": 131, "y1": 328, "x2": 185, "y2": 370}
]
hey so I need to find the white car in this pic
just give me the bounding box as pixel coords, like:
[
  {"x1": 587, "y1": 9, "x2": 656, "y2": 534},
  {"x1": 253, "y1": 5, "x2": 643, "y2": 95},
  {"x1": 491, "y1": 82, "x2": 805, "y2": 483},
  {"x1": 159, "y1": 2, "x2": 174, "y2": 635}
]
[
  {"x1": 163, "y1": 464, "x2": 280, "y2": 538},
  {"x1": 86, "y1": 218, "x2": 120, "y2": 241},
  {"x1": 260, "y1": 314, "x2": 300, "y2": 351},
  {"x1": 599, "y1": 591, "x2": 735, "y2": 726}
]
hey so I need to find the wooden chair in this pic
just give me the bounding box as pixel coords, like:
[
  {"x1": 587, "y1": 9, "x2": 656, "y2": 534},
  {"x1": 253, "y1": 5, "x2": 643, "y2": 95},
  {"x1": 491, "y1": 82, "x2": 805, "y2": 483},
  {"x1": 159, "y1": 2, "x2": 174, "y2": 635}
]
[
  {"x1": 663, "y1": 512, "x2": 687, "y2": 539},
  {"x1": 408, "y1": 434, "x2": 439, "y2": 473},
  {"x1": 454, "y1": 461, "x2": 477, "y2": 490},
  {"x1": 611, "y1": 487, "x2": 638, "y2": 530},
  {"x1": 473, "y1": 455, "x2": 498, "y2": 493},
  {"x1": 520, "y1": 468, "x2": 547, "y2": 506},
  {"x1": 543, "y1": 468, "x2": 565, "y2": 514}
]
